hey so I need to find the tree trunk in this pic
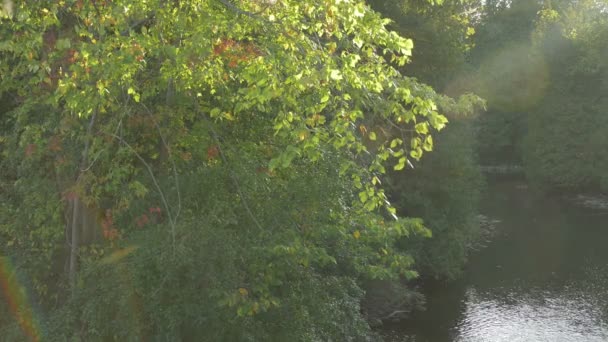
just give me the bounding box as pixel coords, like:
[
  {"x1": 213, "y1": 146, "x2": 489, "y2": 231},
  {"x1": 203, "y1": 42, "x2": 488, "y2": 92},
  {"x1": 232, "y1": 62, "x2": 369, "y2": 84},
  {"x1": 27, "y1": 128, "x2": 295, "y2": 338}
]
[
  {"x1": 69, "y1": 198, "x2": 80, "y2": 290},
  {"x1": 67, "y1": 112, "x2": 96, "y2": 292}
]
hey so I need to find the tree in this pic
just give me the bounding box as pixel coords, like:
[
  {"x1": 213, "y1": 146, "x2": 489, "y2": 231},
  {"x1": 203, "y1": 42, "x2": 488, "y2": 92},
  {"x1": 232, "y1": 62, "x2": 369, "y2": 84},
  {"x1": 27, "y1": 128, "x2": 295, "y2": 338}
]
[
  {"x1": 524, "y1": 0, "x2": 608, "y2": 192},
  {"x1": 368, "y1": 0, "x2": 483, "y2": 92},
  {"x1": 0, "y1": 0, "x2": 475, "y2": 339},
  {"x1": 471, "y1": 0, "x2": 544, "y2": 165},
  {"x1": 467, "y1": 0, "x2": 608, "y2": 192},
  {"x1": 368, "y1": 0, "x2": 486, "y2": 280}
]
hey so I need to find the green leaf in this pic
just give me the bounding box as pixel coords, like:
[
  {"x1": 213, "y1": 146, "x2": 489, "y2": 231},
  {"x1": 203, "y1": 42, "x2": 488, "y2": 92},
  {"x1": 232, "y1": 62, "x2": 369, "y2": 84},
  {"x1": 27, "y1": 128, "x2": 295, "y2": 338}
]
[
  {"x1": 210, "y1": 108, "x2": 222, "y2": 118},
  {"x1": 390, "y1": 138, "x2": 402, "y2": 148},
  {"x1": 329, "y1": 69, "x2": 343, "y2": 81},
  {"x1": 394, "y1": 157, "x2": 406, "y2": 171},
  {"x1": 364, "y1": 200, "x2": 377, "y2": 211},
  {"x1": 127, "y1": 87, "x2": 140, "y2": 102},
  {"x1": 128, "y1": 181, "x2": 148, "y2": 198},
  {"x1": 359, "y1": 191, "x2": 368, "y2": 203},
  {"x1": 415, "y1": 122, "x2": 429, "y2": 134},
  {"x1": 411, "y1": 137, "x2": 421, "y2": 149},
  {"x1": 423, "y1": 135, "x2": 433, "y2": 152},
  {"x1": 410, "y1": 148, "x2": 422, "y2": 160}
]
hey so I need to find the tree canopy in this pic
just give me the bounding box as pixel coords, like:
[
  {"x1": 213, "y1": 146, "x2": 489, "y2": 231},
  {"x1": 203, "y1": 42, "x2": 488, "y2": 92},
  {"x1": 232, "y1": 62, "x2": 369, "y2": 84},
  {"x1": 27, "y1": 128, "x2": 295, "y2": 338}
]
[
  {"x1": 471, "y1": 0, "x2": 608, "y2": 192},
  {"x1": 0, "y1": 0, "x2": 479, "y2": 340}
]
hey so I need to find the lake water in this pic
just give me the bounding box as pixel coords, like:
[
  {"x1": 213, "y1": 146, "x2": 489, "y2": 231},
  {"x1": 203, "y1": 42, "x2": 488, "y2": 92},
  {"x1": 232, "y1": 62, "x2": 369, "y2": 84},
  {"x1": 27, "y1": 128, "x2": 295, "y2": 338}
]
[{"x1": 383, "y1": 179, "x2": 608, "y2": 342}]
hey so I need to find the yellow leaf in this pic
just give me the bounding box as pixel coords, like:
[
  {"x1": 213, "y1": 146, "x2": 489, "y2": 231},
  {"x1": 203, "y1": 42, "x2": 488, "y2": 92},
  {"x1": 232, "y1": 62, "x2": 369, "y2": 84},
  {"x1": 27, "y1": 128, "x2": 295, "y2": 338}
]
[
  {"x1": 100, "y1": 246, "x2": 139, "y2": 265},
  {"x1": 223, "y1": 112, "x2": 234, "y2": 121},
  {"x1": 359, "y1": 124, "x2": 367, "y2": 135},
  {"x1": 353, "y1": 230, "x2": 361, "y2": 239},
  {"x1": 238, "y1": 288, "x2": 248, "y2": 296}
]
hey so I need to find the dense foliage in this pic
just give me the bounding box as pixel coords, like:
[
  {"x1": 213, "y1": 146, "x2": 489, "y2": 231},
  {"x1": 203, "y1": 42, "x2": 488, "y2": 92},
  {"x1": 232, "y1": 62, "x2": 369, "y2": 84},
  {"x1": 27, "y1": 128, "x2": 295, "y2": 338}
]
[
  {"x1": 368, "y1": 0, "x2": 481, "y2": 91},
  {"x1": 471, "y1": 0, "x2": 543, "y2": 165},
  {"x1": 0, "y1": 0, "x2": 479, "y2": 340},
  {"x1": 472, "y1": 0, "x2": 608, "y2": 193},
  {"x1": 390, "y1": 117, "x2": 483, "y2": 280},
  {"x1": 370, "y1": 0, "x2": 485, "y2": 280},
  {"x1": 524, "y1": 0, "x2": 608, "y2": 192}
]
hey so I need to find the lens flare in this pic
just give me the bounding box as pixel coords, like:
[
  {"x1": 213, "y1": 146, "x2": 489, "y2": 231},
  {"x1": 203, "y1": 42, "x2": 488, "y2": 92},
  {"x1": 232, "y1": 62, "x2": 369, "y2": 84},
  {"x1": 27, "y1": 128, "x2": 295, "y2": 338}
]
[
  {"x1": 476, "y1": 43, "x2": 549, "y2": 111},
  {"x1": 0, "y1": 256, "x2": 41, "y2": 342}
]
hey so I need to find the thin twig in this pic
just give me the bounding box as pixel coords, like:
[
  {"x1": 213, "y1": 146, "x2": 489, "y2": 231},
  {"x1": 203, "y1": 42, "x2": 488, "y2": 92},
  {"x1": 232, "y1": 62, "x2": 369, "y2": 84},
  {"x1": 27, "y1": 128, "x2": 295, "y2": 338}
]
[
  {"x1": 80, "y1": 109, "x2": 125, "y2": 172},
  {"x1": 140, "y1": 103, "x2": 182, "y2": 224},
  {"x1": 198, "y1": 109, "x2": 264, "y2": 231},
  {"x1": 106, "y1": 132, "x2": 177, "y2": 254}
]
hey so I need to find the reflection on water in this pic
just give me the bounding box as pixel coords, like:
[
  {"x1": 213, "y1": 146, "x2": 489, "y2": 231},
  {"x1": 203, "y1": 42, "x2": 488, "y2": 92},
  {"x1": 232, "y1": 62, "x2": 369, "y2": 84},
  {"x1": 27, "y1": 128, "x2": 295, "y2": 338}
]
[
  {"x1": 382, "y1": 180, "x2": 608, "y2": 342},
  {"x1": 454, "y1": 286, "x2": 608, "y2": 342}
]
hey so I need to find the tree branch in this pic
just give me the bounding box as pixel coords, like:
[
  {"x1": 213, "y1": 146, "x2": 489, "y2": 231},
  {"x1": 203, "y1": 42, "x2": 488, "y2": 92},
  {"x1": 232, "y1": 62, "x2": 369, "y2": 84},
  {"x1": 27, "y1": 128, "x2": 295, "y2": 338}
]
[
  {"x1": 198, "y1": 107, "x2": 264, "y2": 231},
  {"x1": 105, "y1": 132, "x2": 177, "y2": 254},
  {"x1": 140, "y1": 103, "x2": 182, "y2": 225}
]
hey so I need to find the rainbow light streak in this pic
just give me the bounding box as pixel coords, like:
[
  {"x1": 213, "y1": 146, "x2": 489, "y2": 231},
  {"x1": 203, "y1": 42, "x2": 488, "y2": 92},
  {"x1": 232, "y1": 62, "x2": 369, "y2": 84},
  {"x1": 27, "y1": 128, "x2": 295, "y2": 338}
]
[{"x1": 0, "y1": 256, "x2": 41, "y2": 342}]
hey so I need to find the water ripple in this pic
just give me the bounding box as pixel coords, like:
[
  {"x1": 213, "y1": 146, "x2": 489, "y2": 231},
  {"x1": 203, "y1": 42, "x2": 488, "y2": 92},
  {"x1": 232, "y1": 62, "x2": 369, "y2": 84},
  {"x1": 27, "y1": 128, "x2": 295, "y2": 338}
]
[{"x1": 453, "y1": 286, "x2": 608, "y2": 342}]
